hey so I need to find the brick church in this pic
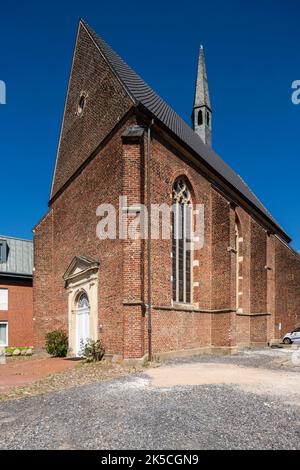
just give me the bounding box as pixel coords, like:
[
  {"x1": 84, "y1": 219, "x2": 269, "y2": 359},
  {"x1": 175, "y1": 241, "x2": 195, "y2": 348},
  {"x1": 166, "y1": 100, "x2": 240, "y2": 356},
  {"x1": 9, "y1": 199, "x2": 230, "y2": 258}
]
[{"x1": 33, "y1": 20, "x2": 300, "y2": 360}]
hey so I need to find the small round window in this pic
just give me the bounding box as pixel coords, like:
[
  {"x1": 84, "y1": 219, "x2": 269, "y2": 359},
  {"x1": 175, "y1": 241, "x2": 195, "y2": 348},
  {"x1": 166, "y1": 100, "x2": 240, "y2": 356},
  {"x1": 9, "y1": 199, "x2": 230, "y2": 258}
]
[{"x1": 77, "y1": 93, "x2": 87, "y2": 116}]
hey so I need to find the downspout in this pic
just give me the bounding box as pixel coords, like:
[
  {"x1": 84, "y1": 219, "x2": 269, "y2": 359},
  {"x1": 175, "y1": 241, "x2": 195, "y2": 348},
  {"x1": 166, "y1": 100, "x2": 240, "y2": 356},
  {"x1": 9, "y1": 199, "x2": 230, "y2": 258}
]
[{"x1": 147, "y1": 119, "x2": 154, "y2": 362}]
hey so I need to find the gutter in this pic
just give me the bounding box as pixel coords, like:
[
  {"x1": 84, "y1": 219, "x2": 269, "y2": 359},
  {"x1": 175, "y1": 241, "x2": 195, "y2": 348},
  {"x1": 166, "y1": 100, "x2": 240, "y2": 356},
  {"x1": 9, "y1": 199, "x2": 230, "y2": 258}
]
[
  {"x1": 147, "y1": 119, "x2": 154, "y2": 362},
  {"x1": 0, "y1": 273, "x2": 32, "y2": 281}
]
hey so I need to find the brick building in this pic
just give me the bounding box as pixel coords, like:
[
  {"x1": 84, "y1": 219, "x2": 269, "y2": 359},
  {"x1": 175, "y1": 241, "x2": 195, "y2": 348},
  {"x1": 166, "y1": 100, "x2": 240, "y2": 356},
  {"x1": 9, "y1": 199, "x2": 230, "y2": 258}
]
[
  {"x1": 0, "y1": 236, "x2": 33, "y2": 348},
  {"x1": 33, "y1": 20, "x2": 300, "y2": 360}
]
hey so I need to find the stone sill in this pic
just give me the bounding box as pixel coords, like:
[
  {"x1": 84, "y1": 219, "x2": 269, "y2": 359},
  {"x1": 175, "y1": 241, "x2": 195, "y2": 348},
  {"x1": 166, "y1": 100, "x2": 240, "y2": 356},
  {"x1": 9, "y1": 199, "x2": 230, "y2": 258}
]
[
  {"x1": 154, "y1": 305, "x2": 236, "y2": 314},
  {"x1": 236, "y1": 312, "x2": 272, "y2": 317},
  {"x1": 122, "y1": 301, "x2": 271, "y2": 317}
]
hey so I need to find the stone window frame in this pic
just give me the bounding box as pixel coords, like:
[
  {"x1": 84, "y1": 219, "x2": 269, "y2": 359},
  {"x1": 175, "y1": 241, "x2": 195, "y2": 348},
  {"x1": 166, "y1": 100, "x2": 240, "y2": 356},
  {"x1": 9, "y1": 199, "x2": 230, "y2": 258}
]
[{"x1": 172, "y1": 178, "x2": 193, "y2": 305}]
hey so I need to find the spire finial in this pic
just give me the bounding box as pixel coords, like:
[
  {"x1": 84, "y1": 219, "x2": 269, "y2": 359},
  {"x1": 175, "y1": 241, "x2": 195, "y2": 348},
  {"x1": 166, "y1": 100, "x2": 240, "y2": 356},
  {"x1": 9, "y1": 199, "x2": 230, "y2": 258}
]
[{"x1": 192, "y1": 45, "x2": 212, "y2": 146}]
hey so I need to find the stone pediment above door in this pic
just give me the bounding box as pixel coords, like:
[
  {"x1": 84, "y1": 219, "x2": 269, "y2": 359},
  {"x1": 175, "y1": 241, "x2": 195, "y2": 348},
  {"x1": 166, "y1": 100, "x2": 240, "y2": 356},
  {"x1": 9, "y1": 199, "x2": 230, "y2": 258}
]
[{"x1": 63, "y1": 255, "x2": 99, "y2": 286}]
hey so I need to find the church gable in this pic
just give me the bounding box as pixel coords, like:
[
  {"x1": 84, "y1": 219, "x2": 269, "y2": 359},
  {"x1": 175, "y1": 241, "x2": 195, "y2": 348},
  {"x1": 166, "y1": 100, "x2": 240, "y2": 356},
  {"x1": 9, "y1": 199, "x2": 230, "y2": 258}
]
[{"x1": 50, "y1": 21, "x2": 134, "y2": 199}]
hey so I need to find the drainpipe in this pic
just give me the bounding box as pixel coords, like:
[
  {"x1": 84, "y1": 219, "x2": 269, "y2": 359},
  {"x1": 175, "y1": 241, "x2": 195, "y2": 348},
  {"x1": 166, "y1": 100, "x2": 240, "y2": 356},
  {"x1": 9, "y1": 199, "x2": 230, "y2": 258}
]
[{"x1": 147, "y1": 119, "x2": 154, "y2": 362}]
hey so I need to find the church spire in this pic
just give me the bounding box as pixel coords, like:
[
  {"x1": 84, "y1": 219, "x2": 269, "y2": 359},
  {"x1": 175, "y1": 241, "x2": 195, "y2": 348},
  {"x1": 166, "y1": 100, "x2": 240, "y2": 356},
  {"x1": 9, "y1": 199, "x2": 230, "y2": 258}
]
[{"x1": 192, "y1": 45, "x2": 212, "y2": 147}]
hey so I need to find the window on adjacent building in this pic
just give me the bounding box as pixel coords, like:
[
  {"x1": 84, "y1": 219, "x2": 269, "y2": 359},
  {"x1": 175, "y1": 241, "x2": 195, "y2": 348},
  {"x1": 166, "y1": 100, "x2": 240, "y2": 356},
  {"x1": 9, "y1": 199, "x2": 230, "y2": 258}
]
[
  {"x1": 172, "y1": 179, "x2": 193, "y2": 304},
  {"x1": 0, "y1": 322, "x2": 8, "y2": 347},
  {"x1": 0, "y1": 289, "x2": 8, "y2": 311}
]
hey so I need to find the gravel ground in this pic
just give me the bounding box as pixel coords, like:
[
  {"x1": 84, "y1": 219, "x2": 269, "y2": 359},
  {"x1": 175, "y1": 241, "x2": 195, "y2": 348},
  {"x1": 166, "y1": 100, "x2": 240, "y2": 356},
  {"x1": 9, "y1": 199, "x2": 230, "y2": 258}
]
[{"x1": 0, "y1": 349, "x2": 299, "y2": 450}]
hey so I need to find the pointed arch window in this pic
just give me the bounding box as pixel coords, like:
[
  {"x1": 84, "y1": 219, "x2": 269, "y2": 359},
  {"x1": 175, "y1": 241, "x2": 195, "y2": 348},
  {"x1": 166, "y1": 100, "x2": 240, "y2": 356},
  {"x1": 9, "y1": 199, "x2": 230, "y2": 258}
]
[
  {"x1": 77, "y1": 292, "x2": 89, "y2": 309},
  {"x1": 172, "y1": 179, "x2": 193, "y2": 304},
  {"x1": 235, "y1": 217, "x2": 243, "y2": 312}
]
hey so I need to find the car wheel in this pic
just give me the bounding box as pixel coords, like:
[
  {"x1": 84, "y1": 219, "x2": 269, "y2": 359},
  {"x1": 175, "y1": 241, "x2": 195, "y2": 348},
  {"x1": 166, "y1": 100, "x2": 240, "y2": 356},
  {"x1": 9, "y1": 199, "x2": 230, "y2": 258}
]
[{"x1": 283, "y1": 338, "x2": 292, "y2": 344}]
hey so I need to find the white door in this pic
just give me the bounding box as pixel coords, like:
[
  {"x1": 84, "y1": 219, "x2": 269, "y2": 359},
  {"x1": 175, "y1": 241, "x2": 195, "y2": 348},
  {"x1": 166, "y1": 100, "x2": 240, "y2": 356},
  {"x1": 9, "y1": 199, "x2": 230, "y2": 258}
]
[{"x1": 76, "y1": 292, "x2": 90, "y2": 356}]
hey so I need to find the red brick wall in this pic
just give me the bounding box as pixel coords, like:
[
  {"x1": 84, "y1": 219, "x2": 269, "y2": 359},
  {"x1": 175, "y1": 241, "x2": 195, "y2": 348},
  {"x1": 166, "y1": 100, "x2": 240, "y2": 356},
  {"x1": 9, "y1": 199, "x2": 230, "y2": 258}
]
[
  {"x1": 250, "y1": 220, "x2": 267, "y2": 314},
  {"x1": 0, "y1": 279, "x2": 33, "y2": 347},
  {"x1": 33, "y1": 210, "x2": 54, "y2": 347},
  {"x1": 151, "y1": 310, "x2": 211, "y2": 353},
  {"x1": 266, "y1": 234, "x2": 276, "y2": 341},
  {"x1": 34, "y1": 19, "x2": 300, "y2": 359},
  {"x1": 34, "y1": 115, "x2": 300, "y2": 357},
  {"x1": 236, "y1": 315, "x2": 250, "y2": 345},
  {"x1": 122, "y1": 136, "x2": 145, "y2": 358},
  {"x1": 142, "y1": 133, "x2": 212, "y2": 355},
  {"x1": 34, "y1": 123, "x2": 135, "y2": 354},
  {"x1": 275, "y1": 238, "x2": 300, "y2": 339},
  {"x1": 34, "y1": 18, "x2": 137, "y2": 355},
  {"x1": 33, "y1": 19, "x2": 300, "y2": 358},
  {"x1": 211, "y1": 190, "x2": 231, "y2": 310},
  {"x1": 210, "y1": 190, "x2": 235, "y2": 347},
  {"x1": 138, "y1": 131, "x2": 300, "y2": 353},
  {"x1": 249, "y1": 220, "x2": 268, "y2": 343},
  {"x1": 236, "y1": 207, "x2": 251, "y2": 314},
  {"x1": 250, "y1": 316, "x2": 268, "y2": 344}
]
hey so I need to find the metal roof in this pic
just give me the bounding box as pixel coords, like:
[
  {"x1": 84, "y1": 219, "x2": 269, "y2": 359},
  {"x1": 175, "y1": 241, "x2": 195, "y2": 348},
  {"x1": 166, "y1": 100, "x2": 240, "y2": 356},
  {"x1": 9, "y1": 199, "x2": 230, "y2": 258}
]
[
  {"x1": 0, "y1": 236, "x2": 33, "y2": 277},
  {"x1": 82, "y1": 21, "x2": 289, "y2": 241}
]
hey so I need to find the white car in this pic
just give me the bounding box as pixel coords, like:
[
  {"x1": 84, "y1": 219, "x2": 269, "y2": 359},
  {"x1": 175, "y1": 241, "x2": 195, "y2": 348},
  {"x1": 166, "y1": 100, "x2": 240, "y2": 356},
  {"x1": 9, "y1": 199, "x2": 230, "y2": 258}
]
[{"x1": 283, "y1": 327, "x2": 300, "y2": 344}]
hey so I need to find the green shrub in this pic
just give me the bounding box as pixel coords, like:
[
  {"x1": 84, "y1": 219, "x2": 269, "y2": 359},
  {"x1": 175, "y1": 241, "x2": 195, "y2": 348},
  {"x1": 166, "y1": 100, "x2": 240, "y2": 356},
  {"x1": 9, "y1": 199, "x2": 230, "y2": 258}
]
[
  {"x1": 80, "y1": 338, "x2": 105, "y2": 362},
  {"x1": 45, "y1": 330, "x2": 68, "y2": 357}
]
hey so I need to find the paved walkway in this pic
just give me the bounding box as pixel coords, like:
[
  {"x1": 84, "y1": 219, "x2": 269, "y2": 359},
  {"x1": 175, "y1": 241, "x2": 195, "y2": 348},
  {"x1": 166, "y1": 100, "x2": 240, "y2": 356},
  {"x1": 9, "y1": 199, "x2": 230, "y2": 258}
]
[{"x1": 0, "y1": 357, "x2": 78, "y2": 392}]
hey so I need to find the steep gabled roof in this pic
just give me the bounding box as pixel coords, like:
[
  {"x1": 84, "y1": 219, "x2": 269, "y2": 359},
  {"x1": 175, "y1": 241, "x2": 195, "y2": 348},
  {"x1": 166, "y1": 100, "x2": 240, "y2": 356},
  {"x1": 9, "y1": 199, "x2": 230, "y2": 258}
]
[{"x1": 80, "y1": 20, "x2": 289, "y2": 241}]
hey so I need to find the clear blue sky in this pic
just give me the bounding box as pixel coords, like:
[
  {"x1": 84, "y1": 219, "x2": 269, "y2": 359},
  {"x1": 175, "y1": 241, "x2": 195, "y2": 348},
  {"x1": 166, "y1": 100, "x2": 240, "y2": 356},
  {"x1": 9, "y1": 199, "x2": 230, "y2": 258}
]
[{"x1": 1, "y1": 0, "x2": 299, "y2": 247}]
